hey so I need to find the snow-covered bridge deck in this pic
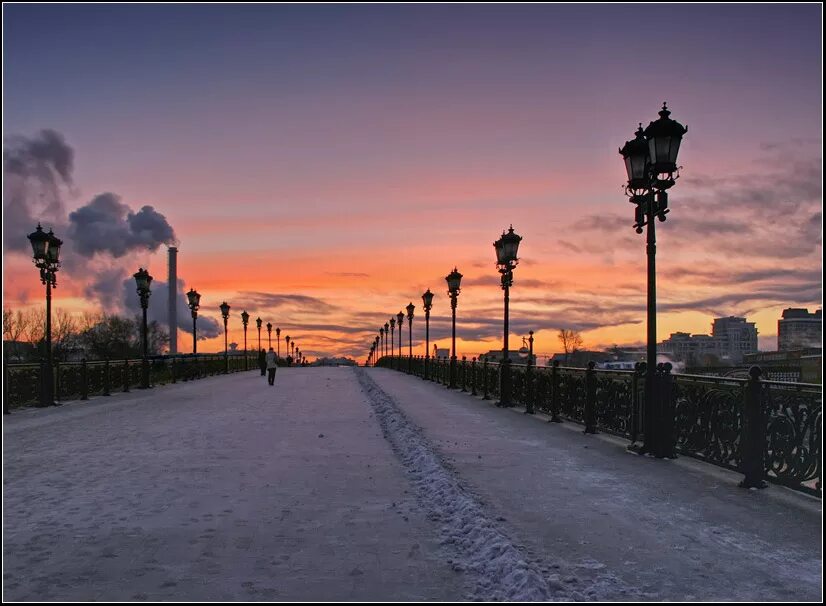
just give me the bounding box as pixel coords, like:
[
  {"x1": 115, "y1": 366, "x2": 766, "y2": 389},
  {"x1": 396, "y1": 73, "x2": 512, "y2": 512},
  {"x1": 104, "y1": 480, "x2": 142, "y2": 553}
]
[{"x1": 3, "y1": 367, "x2": 821, "y2": 601}]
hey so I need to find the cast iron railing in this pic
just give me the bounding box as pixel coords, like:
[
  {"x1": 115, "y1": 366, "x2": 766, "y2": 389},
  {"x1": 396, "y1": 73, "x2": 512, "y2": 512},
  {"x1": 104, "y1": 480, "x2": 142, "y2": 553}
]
[
  {"x1": 373, "y1": 355, "x2": 821, "y2": 496},
  {"x1": 3, "y1": 354, "x2": 258, "y2": 411}
]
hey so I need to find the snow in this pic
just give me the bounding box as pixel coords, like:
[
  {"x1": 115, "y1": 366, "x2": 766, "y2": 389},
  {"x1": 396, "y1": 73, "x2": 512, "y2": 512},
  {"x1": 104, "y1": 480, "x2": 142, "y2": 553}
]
[
  {"x1": 3, "y1": 366, "x2": 822, "y2": 601},
  {"x1": 366, "y1": 367, "x2": 822, "y2": 602},
  {"x1": 3, "y1": 368, "x2": 464, "y2": 601}
]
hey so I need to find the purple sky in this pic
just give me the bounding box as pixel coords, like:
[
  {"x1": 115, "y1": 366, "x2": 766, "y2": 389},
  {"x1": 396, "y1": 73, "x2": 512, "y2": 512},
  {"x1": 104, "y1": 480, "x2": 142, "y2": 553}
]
[{"x1": 3, "y1": 4, "x2": 822, "y2": 357}]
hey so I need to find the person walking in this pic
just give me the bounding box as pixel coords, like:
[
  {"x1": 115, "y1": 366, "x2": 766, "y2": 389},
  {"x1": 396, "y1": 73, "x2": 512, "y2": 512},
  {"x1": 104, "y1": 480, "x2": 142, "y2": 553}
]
[
  {"x1": 266, "y1": 347, "x2": 278, "y2": 386},
  {"x1": 258, "y1": 348, "x2": 267, "y2": 376}
]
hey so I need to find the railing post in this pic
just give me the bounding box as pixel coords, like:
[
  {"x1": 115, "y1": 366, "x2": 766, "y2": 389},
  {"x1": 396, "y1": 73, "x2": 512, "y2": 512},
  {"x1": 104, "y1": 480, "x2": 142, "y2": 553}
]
[
  {"x1": 471, "y1": 357, "x2": 477, "y2": 396},
  {"x1": 171, "y1": 357, "x2": 177, "y2": 384},
  {"x1": 583, "y1": 361, "x2": 598, "y2": 434},
  {"x1": 3, "y1": 363, "x2": 11, "y2": 414},
  {"x1": 629, "y1": 362, "x2": 644, "y2": 443},
  {"x1": 103, "y1": 358, "x2": 111, "y2": 396},
  {"x1": 80, "y1": 358, "x2": 89, "y2": 400},
  {"x1": 123, "y1": 359, "x2": 130, "y2": 392},
  {"x1": 525, "y1": 361, "x2": 534, "y2": 415},
  {"x1": 658, "y1": 362, "x2": 676, "y2": 458},
  {"x1": 739, "y1": 366, "x2": 767, "y2": 489},
  {"x1": 549, "y1": 360, "x2": 562, "y2": 422},
  {"x1": 37, "y1": 358, "x2": 47, "y2": 407},
  {"x1": 482, "y1": 357, "x2": 490, "y2": 400},
  {"x1": 54, "y1": 360, "x2": 61, "y2": 404},
  {"x1": 461, "y1": 356, "x2": 467, "y2": 392}
]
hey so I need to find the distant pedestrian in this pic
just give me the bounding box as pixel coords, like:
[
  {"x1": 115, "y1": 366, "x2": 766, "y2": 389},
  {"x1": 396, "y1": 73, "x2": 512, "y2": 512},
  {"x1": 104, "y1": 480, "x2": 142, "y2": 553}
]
[
  {"x1": 258, "y1": 348, "x2": 267, "y2": 376},
  {"x1": 266, "y1": 348, "x2": 278, "y2": 385}
]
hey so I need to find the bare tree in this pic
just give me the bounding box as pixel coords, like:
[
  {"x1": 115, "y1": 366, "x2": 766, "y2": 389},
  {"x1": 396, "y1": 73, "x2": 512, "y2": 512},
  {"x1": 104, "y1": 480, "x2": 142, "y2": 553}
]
[
  {"x1": 21, "y1": 308, "x2": 46, "y2": 355},
  {"x1": 557, "y1": 329, "x2": 584, "y2": 364},
  {"x1": 3, "y1": 308, "x2": 31, "y2": 361},
  {"x1": 52, "y1": 309, "x2": 79, "y2": 361}
]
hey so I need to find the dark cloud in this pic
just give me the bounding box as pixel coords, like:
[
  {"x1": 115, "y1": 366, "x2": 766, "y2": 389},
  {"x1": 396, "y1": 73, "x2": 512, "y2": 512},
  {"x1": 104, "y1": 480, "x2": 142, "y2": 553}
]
[
  {"x1": 663, "y1": 266, "x2": 821, "y2": 286},
  {"x1": 123, "y1": 277, "x2": 222, "y2": 340},
  {"x1": 3, "y1": 129, "x2": 73, "y2": 252},
  {"x1": 239, "y1": 292, "x2": 339, "y2": 315},
  {"x1": 68, "y1": 193, "x2": 176, "y2": 258},
  {"x1": 85, "y1": 266, "x2": 130, "y2": 310},
  {"x1": 573, "y1": 143, "x2": 821, "y2": 266}
]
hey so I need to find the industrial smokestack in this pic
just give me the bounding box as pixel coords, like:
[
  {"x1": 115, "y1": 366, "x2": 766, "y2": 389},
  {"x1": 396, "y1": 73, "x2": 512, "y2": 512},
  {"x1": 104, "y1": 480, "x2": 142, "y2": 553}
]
[{"x1": 168, "y1": 246, "x2": 178, "y2": 354}]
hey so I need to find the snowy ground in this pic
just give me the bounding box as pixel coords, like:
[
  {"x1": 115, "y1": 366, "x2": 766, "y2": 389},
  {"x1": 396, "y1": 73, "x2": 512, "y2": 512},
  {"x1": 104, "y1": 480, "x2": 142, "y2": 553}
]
[{"x1": 3, "y1": 367, "x2": 822, "y2": 601}]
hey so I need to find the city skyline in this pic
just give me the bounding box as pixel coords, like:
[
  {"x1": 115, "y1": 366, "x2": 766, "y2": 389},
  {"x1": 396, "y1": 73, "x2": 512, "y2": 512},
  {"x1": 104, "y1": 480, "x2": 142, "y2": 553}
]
[{"x1": 3, "y1": 3, "x2": 822, "y2": 359}]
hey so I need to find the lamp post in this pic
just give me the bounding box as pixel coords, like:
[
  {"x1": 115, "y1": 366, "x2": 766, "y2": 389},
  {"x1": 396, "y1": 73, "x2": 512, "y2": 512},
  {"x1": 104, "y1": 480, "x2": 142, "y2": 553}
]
[
  {"x1": 220, "y1": 301, "x2": 231, "y2": 373},
  {"x1": 285, "y1": 335, "x2": 291, "y2": 363},
  {"x1": 406, "y1": 302, "x2": 415, "y2": 372},
  {"x1": 619, "y1": 103, "x2": 687, "y2": 458},
  {"x1": 241, "y1": 311, "x2": 250, "y2": 370},
  {"x1": 27, "y1": 225, "x2": 62, "y2": 407},
  {"x1": 256, "y1": 317, "x2": 262, "y2": 354},
  {"x1": 445, "y1": 267, "x2": 463, "y2": 389},
  {"x1": 276, "y1": 327, "x2": 281, "y2": 359},
  {"x1": 389, "y1": 317, "x2": 396, "y2": 366},
  {"x1": 422, "y1": 289, "x2": 434, "y2": 379},
  {"x1": 384, "y1": 322, "x2": 389, "y2": 358},
  {"x1": 396, "y1": 311, "x2": 404, "y2": 370},
  {"x1": 134, "y1": 268, "x2": 153, "y2": 389},
  {"x1": 291, "y1": 341, "x2": 296, "y2": 362},
  {"x1": 493, "y1": 226, "x2": 523, "y2": 407},
  {"x1": 187, "y1": 288, "x2": 201, "y2": 355},
  {"x1": 266, "y1": 322, "x2": 272, "y2": 349},
  {"x1": 374, "y1": 336, "x2": 380, "y2": 365}
]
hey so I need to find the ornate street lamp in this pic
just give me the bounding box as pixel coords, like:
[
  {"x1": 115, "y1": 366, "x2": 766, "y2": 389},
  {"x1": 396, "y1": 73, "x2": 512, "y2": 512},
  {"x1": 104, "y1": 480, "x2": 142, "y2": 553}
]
[
  {"x1": 220, "y1": 301, "x2": 231, "y2": 373},
  {"x1": 187, "y1": 289, "x2": 201, "y2": 354},
  {"x1": 241, "y1": 310, "x2": 250, "y2": 370},
  {"x1": 276, "y1": 327, "x2": 281, "y2": 359},
  {"x1": 285, "y1": 335, "x2": 290, "y2": 362},
  {"x1": 421, "y1": 289, "x2": 434, "y2": 379},
  {"x1": 389, "y1": 317, "x2": 396, "y2": 364},
  {"x1": 27, "y1": 225, "x2": 62, "y2": 407},
  {"x1": 406, "y1": 302, "x2": 415, "y2": 373},
  {"x1": 396, "y1": 311, "x2": 404, "y2": 370},
  {"x1": 291, "y1": 341, "x2": 296, "y2": 362},
  {"x1": 383, "y1": 322, "x2": 389, "y2": 358},
  {"x1": 493, "y1": 226, "x2": 522, "y2": 407},
  {"x1": 133, "y1": 267, "x2": 153, "y2": 389},
  {"x1": 445, "y1": 267, "x2": 463, "y2": 389},
  {"x1": 266, "y1": 322, "x2": 272, "y2": 349},
  {"x1": 256, "y1": 317, "x2": 262, "y2": 354},
  {"x1": 619, "y1": 103, "x2": 687, "y2": 458},
  {"x1": 374, "y1": 336, "x2": 380, "y2": 365}
]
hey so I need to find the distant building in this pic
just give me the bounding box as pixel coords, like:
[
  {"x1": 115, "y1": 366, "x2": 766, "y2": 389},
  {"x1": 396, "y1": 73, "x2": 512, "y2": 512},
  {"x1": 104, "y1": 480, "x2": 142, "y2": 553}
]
[
  {"x1": 744, "y1": 348, "x2": 822, "y2": 384},
  {"x1": 778, "y1": 308, "x2": 822, "y2": 351},
  {"x1": 660, "y1": 316, "x2": 758, "y2": 365},
  {"x1": 478, "y1": 349, "x2": 536, "y2": 365},
  {"x1": 711, "y1": 316, "x2": 758, "y2": 363},
  {"x1": 549, "y1": 350, "x2": 608, "y2": 367}
]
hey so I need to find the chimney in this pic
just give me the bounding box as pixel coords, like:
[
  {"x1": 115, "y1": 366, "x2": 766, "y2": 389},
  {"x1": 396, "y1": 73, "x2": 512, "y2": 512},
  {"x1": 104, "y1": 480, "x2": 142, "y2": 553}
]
[{"x1": 168, "y1": 246, "x2": 178, "y2": 354}]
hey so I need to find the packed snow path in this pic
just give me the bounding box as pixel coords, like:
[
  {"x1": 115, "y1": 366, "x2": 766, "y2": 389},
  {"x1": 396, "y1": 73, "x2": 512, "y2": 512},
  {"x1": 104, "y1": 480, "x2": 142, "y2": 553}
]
[{"x1": 3, "y1": 368, "x2": 821, "y2": 601}]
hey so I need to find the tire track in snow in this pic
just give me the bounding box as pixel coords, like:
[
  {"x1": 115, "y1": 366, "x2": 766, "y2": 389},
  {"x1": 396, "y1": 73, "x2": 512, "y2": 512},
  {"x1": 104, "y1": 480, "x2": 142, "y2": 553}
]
[{"x1": 355, "y1": 368, "x2": 634, "y2": 601}]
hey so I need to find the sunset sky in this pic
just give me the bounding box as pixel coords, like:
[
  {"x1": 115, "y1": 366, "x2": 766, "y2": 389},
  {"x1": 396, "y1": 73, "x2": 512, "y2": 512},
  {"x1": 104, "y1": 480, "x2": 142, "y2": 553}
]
[{"x1": 3, "y1": 4, "x2": 822, "y2": 361}]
